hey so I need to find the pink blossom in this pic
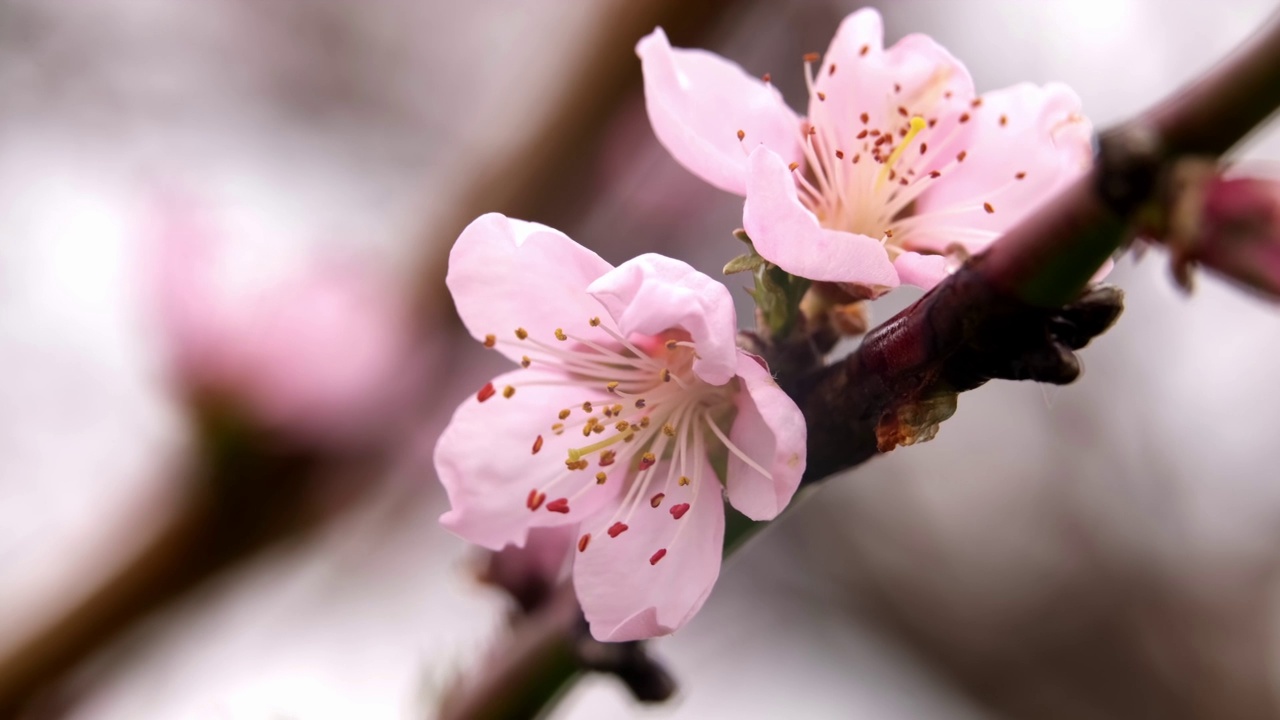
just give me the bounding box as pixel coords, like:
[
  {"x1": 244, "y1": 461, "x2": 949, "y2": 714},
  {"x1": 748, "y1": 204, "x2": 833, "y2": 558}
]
[
  {"x1": 1171, "y1": 173, "x2": 1280, "y2": 299},
  {"x1": 638, "y1": 9, "x2": 1093, "y2": 294},
  {"x1": 434, "y1": 213, "x2": 806, "y2": 641},
  {"x1": 152, "y1": 211, "x2": 417, "y2": 446}
]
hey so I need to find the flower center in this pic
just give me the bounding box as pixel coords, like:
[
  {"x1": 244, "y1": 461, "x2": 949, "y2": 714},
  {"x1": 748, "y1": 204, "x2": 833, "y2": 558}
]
[{"x1": 478, "y1": 318, "x2": 765, "y2": 565}]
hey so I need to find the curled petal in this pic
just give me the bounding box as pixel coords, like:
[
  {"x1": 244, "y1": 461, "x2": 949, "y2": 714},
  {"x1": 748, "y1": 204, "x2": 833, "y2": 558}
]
[
  {"x1": 908, "y1": 83, "x2": 1093, "y2": 254},
  {"x1": 743, "y1": 147, "x2": 899, "y2": 290},
  {"x1": 574, "y1": 460, "x2": 725, "y2": 641},
  {"x1": 893, "y1": 251, "x2": 951, "y2": 290},
  {"x1": 448, "y1": 213, "x2": 617, "y2": 364},
  {"x1": 724, "y1": 352, "x2": 805, "y2": 521},
  {"x1": 637, "y1": 27, "x2": 803, "y2": 196},
  {"x1": 435, "y1": 368, "x2": 623, "y2": 550},
  {"x1": 588, "y1": 254, "x2": 738, "y2": 385}
]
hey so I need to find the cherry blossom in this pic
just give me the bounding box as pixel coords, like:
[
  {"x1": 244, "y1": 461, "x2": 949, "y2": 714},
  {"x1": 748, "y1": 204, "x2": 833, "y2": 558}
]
[
  {"x1": 638, "y1": 8, "x2": 1093, "y2": 294},
  {"x1": 434, "y1": 213, "x2": 806, "y2": 641}
]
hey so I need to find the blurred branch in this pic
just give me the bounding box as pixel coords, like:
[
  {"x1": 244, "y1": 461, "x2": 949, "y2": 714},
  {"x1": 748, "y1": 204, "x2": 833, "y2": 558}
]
[
  {"x1": 0, "y1": 415, "x2": 381, "y2": 715},
  {"x1": 438, "y1": 9, "x2": 1280, "y2": 720}
]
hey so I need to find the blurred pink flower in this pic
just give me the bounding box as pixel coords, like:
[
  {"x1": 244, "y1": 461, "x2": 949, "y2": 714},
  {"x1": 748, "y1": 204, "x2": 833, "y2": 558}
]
[
  {"x1": 434, "y1": 213, "x2": 806, "y2": 641},
  {"x1": 1171, "y1": 173, "x2": 1280, "y2": 300},
  {"x1": 638, "y1": 8, "x2": 1093, "y2": 294},
  {"x1": 152, "y1": 211, "x2": 417, "y2": 446}
]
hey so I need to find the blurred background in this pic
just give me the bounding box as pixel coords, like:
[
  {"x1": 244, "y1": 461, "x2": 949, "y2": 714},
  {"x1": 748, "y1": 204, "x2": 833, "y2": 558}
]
[{"x1": 2, "y1": 0, "x2": 1280, "y2": 718}]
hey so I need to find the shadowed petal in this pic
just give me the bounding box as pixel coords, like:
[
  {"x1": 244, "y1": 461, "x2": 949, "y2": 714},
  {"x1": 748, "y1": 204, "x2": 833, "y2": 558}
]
[
  {"x1": 574, "y1": 459, "x2": 724, "y2": 641},
  {"x1": 893, "y1": 251, "x2": 951, "y2": 289},
  {"x1": 744, "y1": 146, "x2": 899, "y2": 289},
  {"x1": 637, "y1": 27, "x2": 803, "y2": 196},
  {"x1": 723, "y1": 352, "x2": 805, "y2": 521}
]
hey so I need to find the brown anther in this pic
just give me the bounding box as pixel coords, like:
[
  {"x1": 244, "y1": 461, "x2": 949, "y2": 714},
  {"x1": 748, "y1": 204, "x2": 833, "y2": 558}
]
[
  {"x1": 592, "y1": 423, "x2": 605, "y2": 435},
  {"x1": 897, "y1": 106, "x2": 909, "y2": 117},
  {"x1": 899, "y1": 178, "x2": 909, "y2": 186},
  {"x1": 983, "y1": 202, "x2": 995, "y2": 214},
  {"x1": 599, "y1": 450, "x2": 616, "y2": 466},
  {"x1": 578, "y1": 534, "x2": 591, "y2": 552},
  {"x1": 635, "y1": 399, "x2": 647, "y2": 409},
  {"x1": 959, "y1": 112, "x2": 970, "y2": 123},
  {"x1": 662, "y1": 423, "x2": 676, "y2": 437},
  {"x1": 737, "y1": 129, "x2": 746, "y2": 141},
  {"x1": 639, "y1": 453, "x2": 657, "y2": 471},
  {"x1": 531, "y1": 435, "x2": 543, "y2": 454},
  {"x1": 817, "y1": 91, "x2": 826, "y2": 101},
  {"x1": 650, "y1": 492, "x2": 665, "y2": 508},
  {"x1": 828, "y1": 63, "x2": 837, "y2": 76},
  {"x1": 971, "y1": 97, "x2": 983, "y2": 108},
  {"x1": 859, "y1": 44, "x2": 870, "y2": 56},
  {"x1": 526, "y1": 488, "x2": 544, "y2": 510},
  {"x1": 596, "y1": 472, "x2": 608, "y2": 484},
  {"x1": 582, "y1": 401, "x2": 593, "y2": 412},
  {"x1": 477, "y1": 382, "x2": 496, "y2": 403},
  {"x1": 606, "y1": 380, "x2": 620, "y2": 393},
  {"x1": 483, "y1": 334, "x2": 496, "y2": 348},
  {"x1": 852, "y1": 154, "x2": 861, "y2": 164},
  {"x1": 515, "y1": 328, "x2": 528, "y2": 340},
  {"x1": 650, "y1": 548, "x2": 667, "y2": 565},
  {"x1": 762, "y1": 72, "x2": 772, "y2": 83},
  {"x1": 884, "y1": 229, "x2": 894, "y2": 238},
  {"x1": 639, "y1": 417, "x2": 651, "y2": 428},
  {"x1": 999, "y1": 114, "x2": 1008, "y2": 126},
  {"x1": 522, "y1": 356, "x2": 533, "y2": 368},
  {"x1": 919, "y1": 142, "x2": 928, "y2": 155},
  {"x1": 616, "y1": 421, "x2": 630, "y2": 432},
  {"x1": 608, "y1": 522, "x2": 629, "y2": 538},
  {"x1": 860, "y1": 112, "x2": 870, "y2": 124},
  {"x1": 857, "y1": 129, "x2": 869, "y2": 139},
  {"x1": 664, "y1": 339, "x2": 678, "y2": 351},
  {"x1": 670, "y1": 503, "x2": 691, "y2": 520},
  {"x1": 835, "y1": 150, "x2": 845, "y2": 159},
  {"x1": 956, "y1": 150, "x2": 968, "y2": 162},
  {"x1": 788, "y1": 162, "x2": 799, "y2": 171},
  {"x1": 870, "y1": 129, "x2": 881, "y2": 136},
  {"x1": 803, "y1": 52, "x2": 820, "y2": 63},
  {"x1": 894, "y1": 82, "x2": 902, "y2": 93},
  {"x1": 554, "y1": 328, "x2": 567, "y2": 341},
  {"x1": 611, "y1": 404, "x2": 623, "y2": 415},
  {"x1": 551, "y1": 423, "x2": 565, "y2": 435},
  {"x1": 928, "y1": 118, "x2": 938, "y2": 128},
  {"x1": 678, "y1": 476, "x2": 690, "y2": 487},
  {"x1": 1015, "y1": 171, "x2": 1027, "y2": 180},
  {"x1": 558, "y1": 409, "x2": 572, "y2": 420},
  {"x1": 502, "y1": 385, "x2": 516, "y2": 399},
  {"x1": 545, "y1": 498, "x2": 570, "y2": 514},
  {"x1": 623, "y1": 433, "x2": 636, "y2": 443},
  {"x1": 589, "y1": 317, "x2": 601, "y2": 326},
  {"x1": 888, "y1": 170, "x2": 896, "y2": 181},
  {"x1": 660, "y1": 369, "x2": 672, "y2": 382},
  {"x1": 807, "y1": 125, "x2": 817, "y2": 137},
  {"x1": 929, "y1": 170, "x2": 942, "y2": 178},
  {"x1": 603, "y1": 406, "x2": 613, "y2": 418}
]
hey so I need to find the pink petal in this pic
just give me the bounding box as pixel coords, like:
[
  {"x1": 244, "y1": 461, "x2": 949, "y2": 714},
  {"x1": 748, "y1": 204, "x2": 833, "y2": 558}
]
[
  {"x1": 893, "y1": 251, "x2": 951, "y2": 289},
  {"x1": 908, "y1": 83, "x2": 1093, "y2": 254},
  {"x1": 808, "y1": 9, "x2": 975, "y2": 161},
  {"x1": 573, "y1": 459, "x2": 725, "y2": 641},
  {"x1": 448, "y1": 213, "x2": 618, "y2": 365},
  {"x1": 587, "y1": 254, "x2": 738, "y2": 385},
  {"x1": 637, "y1": 27, "x2": 803, "y2": 196},
  {"x1": 723, "y1": 352, "x2": 805, "y2": 521},
  {"x1": 435, "y1": 368, "x2": 624, "y2": 551},
  {"x1": 743, "y1": 147, "x2": 899, "y2": 290}
]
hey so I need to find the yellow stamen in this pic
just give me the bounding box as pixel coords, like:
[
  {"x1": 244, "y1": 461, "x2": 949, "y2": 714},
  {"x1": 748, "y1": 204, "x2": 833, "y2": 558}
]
[{"x1": 877, "y1": 116, "x2": 927, "y2": 189}]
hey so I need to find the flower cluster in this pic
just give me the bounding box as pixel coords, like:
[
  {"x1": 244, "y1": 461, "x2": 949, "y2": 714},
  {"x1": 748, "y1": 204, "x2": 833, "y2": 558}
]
[{"x1": 436, "y1": 7, "x2": 1093, "y2": 641}]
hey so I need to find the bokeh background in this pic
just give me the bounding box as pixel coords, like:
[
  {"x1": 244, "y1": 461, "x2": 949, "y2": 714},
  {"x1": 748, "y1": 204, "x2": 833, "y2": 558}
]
[{"x1": 2, "y1": 1, "x2": 1280, "y2": 718}]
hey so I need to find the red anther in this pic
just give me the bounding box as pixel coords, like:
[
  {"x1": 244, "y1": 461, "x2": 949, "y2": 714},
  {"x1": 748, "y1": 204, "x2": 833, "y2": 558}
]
[
  {"x1": 527, "y1": 490, "x2": 545, "y2": 511},
  {"x1": 545, "y1": 498, "x2": 570, "y2": 514},
  {"x1": 650, "y1": 493, "x2": 665, "y2": 508},
  {"x1": 649, "y1": 548, "x2": 667, "y2": 565},
  {"x1": 531, "y1": 435, "x2": 543, "y2": 454},
  {"x1": 983, "y1": 202, "x2": 995, "y2": 214},
  {"x1": 638, "y1": 453, "x2": 656, "y2": 471},
  {"x1": 476, "y1": 382, "x2": 496, "y2": 402},
  {"x1": 608, "y1": 522, "x2": 629, "y2": 538},
  {"x1": 670, "y1": 503, "x2": 691, "y2": 520},
  {"x1": 802, "y1": 52, "x2": 819, "y2": 63},
  {"x1": 599, "y1": 450, "x2": 616, "y2": 467},
  {"x1": 828, "y1": 63, "x2": 836, "y2": 76},
  {"x1": 578, "y1": 534, "x2": 591, "y2": 552},
  {"x1": 859, "y1": 44, "x2": 869, "y2": 56}
]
